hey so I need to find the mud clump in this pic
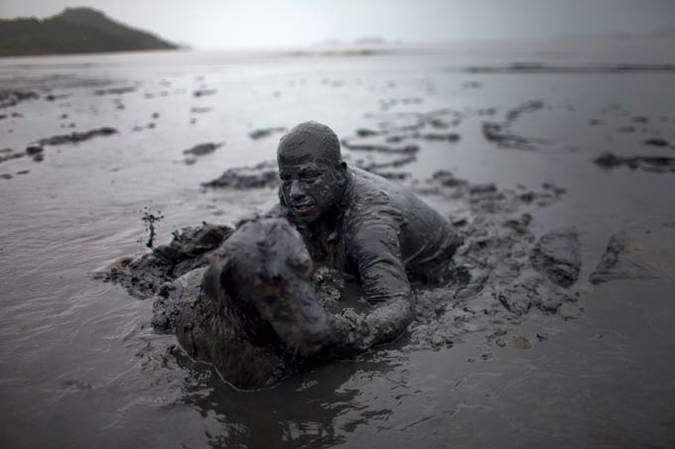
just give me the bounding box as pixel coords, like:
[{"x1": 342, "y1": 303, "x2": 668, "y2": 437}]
[
  {"x1": 407, "y1": 173, "x2": 581, "y2": 350},
  {"x1": 249, "y1": 127, "x2": 286, "y2": 140},
  {"x1": 482, "y1": 122, "x2": 534, "y2": 149},
  {"x1": 340, "y1": 109, "x2": 463, "y2": 155},
  {"x1": 341, "y1": 138, "x2": 420, "y2": 154},
  {"x1": 94, "y1": 86, "x2": 137, "y2": 96},
  {"x1": 202, "y1": 161, "x2": 279, "y2": 189},
  {"x1": 530, "y1": 228, "x2": 581, "y2": 287},
  {"x1": 420, "y1": 132, "x2": 461, "y2": 142},
  {"x1": 589, "y1": 232, "x2": 663, "y2": 284},
  {"x1": 94, "y1": 222, "x2": 233, "y2": 299},
  {"x1": 593, "y1": 152, "x2": 675, "y2": 174},
  {"x1": 0, "y1": 90, "x2": 39, "y2": 108},
  {"x1": 644, "y1": 138, "x2": 671, "y2": 148},
  {"x1": 480, "y1": 100, "x2": 546, "y2": 151},
  {"x1": 193, "y1": 88, "x2": 217, "y2": 97},
  {"x1": 0, "y1": 148, "x2": 26, "y2": 164},
  {"x1": 36, "y1": 127, "x2": 118, "y2": 146},
  {"x1": 357, "y1": 155, "x2": 417, "y2": 173},
  {"x1": 182, "y1": 142, "x2": 222, "y2": 164},
  {"x1": 26, "y1": 145, "x2": 43, "y2": 156}
]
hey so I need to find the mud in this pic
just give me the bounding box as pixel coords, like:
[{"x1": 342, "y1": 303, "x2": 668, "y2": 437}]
[
  {"x1": 341, "y1": 137, "x2": 420, "y2": 154},
  {"x1": 98, "y1": 167, "x2": 582, "y2": 388},
  {"x1": 400, "y1": 174, "x2": 581, "y2": 349},
  {"x1": 94, "y1": 222, "x2": 233, "y2": 299},
  {"x1": 644, "y1": 138, "x2": 672, "y2": 148},
  {"x1": 202, "y1": 161, "x2": 280, "y2": 189},
  {"x1": 93, "y1": 86, "x2": 137, "y2": 96},
  {"x1": 249, "y1": 127, "x2": 286, "y2": 140},
  {"x1": 0, "y1": 149, "x2": 26, "y2": 164},
  {"x1": 202, "y1": 154, "x2": 418, "y2": 190},
  {"x1": 193, "y1": 88, "x2": 217, "y2": 97},
  {"x1": 340, "y1": 109, "x2": 464, "y2": 155},
  {"x1": 463, "y1": 63, "x2": 675, "y2": 74},
  {"x1": 356, "y1": 155, "x2": 417, "y2": 174},
  {"x1": 0, "y1": 90, "x2": 39, "y2": 108},
  {"x1": 530, "y1": 227, "x2": 581, "y2": 287},
  {"x1": 183, "y1": 142, "x2": 221, "y2": 158},
  {"x1": 589, "y1": 232, "x2": 664, "y2": 285},
  {"x1": 482, "y1": 100, "x2": 546, "y2": 150},
  {"x1": 593, "y1": 152, "x2": 675, "y2": 174},
  {"x1": 36, "y1": 127, "x2": 118, "y2": 146}
]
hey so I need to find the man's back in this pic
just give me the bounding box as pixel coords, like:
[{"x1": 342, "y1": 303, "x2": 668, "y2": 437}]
[{"x1": 333, "y1": 167, "x2": 461, "y2": 299}]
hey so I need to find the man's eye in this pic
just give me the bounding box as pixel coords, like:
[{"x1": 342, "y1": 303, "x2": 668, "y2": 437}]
[{"x1": 301, "y1": 175, "x2": 318, "y2": 183}]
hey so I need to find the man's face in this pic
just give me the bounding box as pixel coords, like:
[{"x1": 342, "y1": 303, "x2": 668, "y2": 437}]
[{"x1": 279, "y1": 159, "x2": 342, "y2": 224}]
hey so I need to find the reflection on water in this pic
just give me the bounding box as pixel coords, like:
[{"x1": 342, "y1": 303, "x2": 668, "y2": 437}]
[{"x1": 1, "y1": 45, "x2": 674, "y2": 448}]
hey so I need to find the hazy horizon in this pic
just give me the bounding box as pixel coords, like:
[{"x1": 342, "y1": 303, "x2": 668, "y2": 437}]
[{"x1": 2, "y1": 0, "x2": 675, "y2": 50}]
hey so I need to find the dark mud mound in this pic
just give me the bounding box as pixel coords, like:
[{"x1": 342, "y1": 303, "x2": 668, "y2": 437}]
[
  {"x1": 0, "y1": 90, "x2": 39, "y2": 108},
  {"x1": 249, "y1": 127, "x2": 286, "y2": 140},
  {"x1": 0, "y1": 145, "x2": 44, "y2": 166},
  {"x1": 94, "y1": 222, "x2": 233, "y2": 299},
  {"x1": 593, "y1": 152, "x2": 675, "y2": 174},
  {"x1": 183, "y1": 142, "x2": 221, "y2": 156},
  {"x1": 589, "y1": 232, "x2": 666, "y2": 285},
  {"x1": 94, "y1": 86, "x2": 137, "y2": 96},
  {"x1": 182, "y1": 142, "x2": 222, "y2": 165},
  {"x1": 407, "y1": 174, "x2": 581, "y2": 350},
  {"x1": 36, "y1": 127, "x2": 117, "y2": 146},
  {"x1": 530, "y1": 227, "x2": 581, "y2": 287},
  {"x1": 482, "y1": 100, "x2": 547, "y2": 151},
  {"x1": 464, "y1": 63, "x2": 675, "y2": 74},
  {"x1": 0, "y1": 148, "x2": 26, "y2": 164},
  {"x1": 202, "y1": 161, "x2": 280, "y2": 189},
  {"x1": 644, "y1": 138, "x2": 672, "y2": 148},
  {"x1": 341, "y1": 108, "x2": 463, "y2": 155}
]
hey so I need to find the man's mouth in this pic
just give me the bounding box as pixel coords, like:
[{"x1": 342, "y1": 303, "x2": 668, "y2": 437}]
[{"x1": 293, "y1": 204, "x2": 313, "y2": 213}]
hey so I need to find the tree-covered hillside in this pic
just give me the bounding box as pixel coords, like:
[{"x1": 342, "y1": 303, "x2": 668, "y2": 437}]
[{"x1": 0, "y1": 7, "x2": 178, "y2": 57}]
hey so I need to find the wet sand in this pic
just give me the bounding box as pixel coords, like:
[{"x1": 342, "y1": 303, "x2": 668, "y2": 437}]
[{"x1": 1, "y1": 45, "x2": 675, "y2": 448}]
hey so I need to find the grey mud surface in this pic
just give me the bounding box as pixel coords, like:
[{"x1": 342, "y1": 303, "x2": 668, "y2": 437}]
[{"x1": 3, "y1": 50, "x2": 675, "y2": 448}]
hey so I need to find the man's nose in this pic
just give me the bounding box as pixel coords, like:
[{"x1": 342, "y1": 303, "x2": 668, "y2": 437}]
[{"x1": 289, "y1": 180, "x2": 306, "y2": 200}]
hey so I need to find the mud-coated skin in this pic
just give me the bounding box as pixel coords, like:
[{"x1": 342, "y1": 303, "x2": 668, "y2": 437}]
[{"x1": 277, "y1": 121, "x2": 462, "y2": 353}]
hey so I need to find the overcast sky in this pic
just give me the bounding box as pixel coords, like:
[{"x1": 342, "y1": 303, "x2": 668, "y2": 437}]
[{"x1": 2, "y1": 0, "x2": 674, "y2": 49}]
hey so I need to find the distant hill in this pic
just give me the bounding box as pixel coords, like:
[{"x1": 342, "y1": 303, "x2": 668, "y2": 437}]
[{"x1": 0, "y1": 7, "x2": 178, "y2": 57}]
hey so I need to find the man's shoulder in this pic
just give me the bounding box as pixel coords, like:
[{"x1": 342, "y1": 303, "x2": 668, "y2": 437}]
[
  {"x1": 345, "y1": 166, "x2": 423, "y2": 213},
  {"x1": 341, "y1": 167, "x2": 404, "y2": 231}
]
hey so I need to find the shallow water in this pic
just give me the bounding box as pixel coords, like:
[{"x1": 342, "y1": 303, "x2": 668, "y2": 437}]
[{"x1": 1, "y1": 45, "x2": 675, "y2": 448}]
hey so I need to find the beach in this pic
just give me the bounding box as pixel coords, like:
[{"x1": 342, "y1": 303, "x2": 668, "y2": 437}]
[{"x1": 1, "y1": 41, "x2": 675, "y2": 448}]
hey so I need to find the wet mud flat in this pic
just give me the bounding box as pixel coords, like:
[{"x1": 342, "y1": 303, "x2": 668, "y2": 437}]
[{"x1": 1, "y1": 50, "x2": 675, "y2": 448}]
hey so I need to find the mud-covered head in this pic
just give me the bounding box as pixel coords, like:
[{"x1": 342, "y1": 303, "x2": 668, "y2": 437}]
[
  {"x1": 203, "y1": 218, "x2": 331, "y2": 356},
  {"x1": 277, "y1": 121, "x2": 348, "y2": 224}
]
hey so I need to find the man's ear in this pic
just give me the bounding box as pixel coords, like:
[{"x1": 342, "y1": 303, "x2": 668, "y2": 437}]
[
  {"x1": 336, "y1": 161, "x2": 348, "y2": 185},
  {"x1": 202, "y1": 254, "x2": 232, "y2": 304}
]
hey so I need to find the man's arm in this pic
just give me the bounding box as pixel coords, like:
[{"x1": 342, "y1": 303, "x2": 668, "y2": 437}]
[{"x1": 329, "y1": 220, "x2": 415, "y2": 354}]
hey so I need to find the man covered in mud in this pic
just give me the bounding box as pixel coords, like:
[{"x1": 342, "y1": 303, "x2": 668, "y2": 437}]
[{"x1": 274, "y1": 121, "x2": 461, "y2": 354}]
